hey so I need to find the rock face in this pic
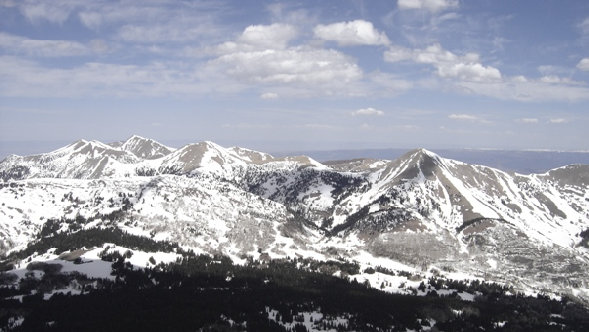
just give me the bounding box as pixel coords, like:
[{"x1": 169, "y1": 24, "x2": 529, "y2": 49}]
[{"x1": 1, "y1": 137, "x2": 588, "y2": 300}]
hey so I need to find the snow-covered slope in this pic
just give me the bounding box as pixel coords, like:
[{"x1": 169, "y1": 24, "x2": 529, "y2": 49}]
[{"x1": 1, "y1": 137, "x2": 588, "y2": 301}]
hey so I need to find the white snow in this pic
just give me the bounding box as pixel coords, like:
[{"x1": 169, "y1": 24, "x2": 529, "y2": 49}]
[
  {"x1": 439, "y1": 162, "x2": 501, "y2": 219},
  {"x1": 487, "y1": 258, "x2": 498, "y2": 269}
]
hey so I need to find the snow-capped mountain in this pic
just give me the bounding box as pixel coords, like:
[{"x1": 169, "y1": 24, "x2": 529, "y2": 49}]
[
  {"x1": 0, "y1": 139, "x2": 142, "y2": 180},
  {"x1": 110, "y1": 134, "x2": 175, "y2": 160},
  {"x1": 158, "y1": 141, "x2": 249, "y2": 175},
  {"x1": 1, "y1": 137, "x2": 588, "y2": 302}
]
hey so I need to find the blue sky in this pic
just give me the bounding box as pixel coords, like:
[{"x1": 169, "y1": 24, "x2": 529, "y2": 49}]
[{"x1": 1, "y1": 0, "x2": 589, "y2": 156}]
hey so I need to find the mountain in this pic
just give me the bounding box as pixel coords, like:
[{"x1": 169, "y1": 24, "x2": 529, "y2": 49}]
[
  {"x1": 0, "y1": 139, "x2": 142, "y2": 180},
  {"x1": 0, "y1": 137, "x2": 322, "y2": 180},
  {"x1": 112, "y1": 134, "x2": 175, "y2": 160},
  {"x1": 158, "y1": 141, "x2": 250, "y2": 175},
  {"x1": 1, "y1": 137, "x2": 589, "y2": 308},
  {"x1": 287, "y1": 147, "x2": 589, "y2": 174},
  {"x1": 228, "y1": 146, "x2": 274, "y2": 164}
]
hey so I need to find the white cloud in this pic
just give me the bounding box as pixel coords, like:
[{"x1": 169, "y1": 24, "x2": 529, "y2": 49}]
[
  {"x1": 539, "y1": 75, "x2": 571, "y2": 84},
  {"x1": 75, "y1": 2, "x2": 225, "y2": 44},
  {"x1": 383, "y1": 45, "x2": 412, "y2": 62},
  {"x1": 0, "y1": 0, "x2": 17, "y2": 8},
  {"x1": 78, "y1": 10, "x2": 102, "y2": 30},
  {"x1": 0, "y1": 32, "x2": 90, "y2": 57},
  {"x1": 78, "y1": 5, "x2": 171, "y2": 31},
  {"x1": 517, "y1": 118, "x2": 539, "y2": 124},
  {"x1": 0, "y1": 17, "x2": 412, "y2": 100},
  {"x1": 0, "y1": 56, "x2": 212, "y2": 98},
  {"x1": 239, "y1": 23, "x2": 298, "y2": 49},
  {"x1": 459, "y1": 78, "x2": 589, "y2": 102},
  {"x1": 382, "y1": 43, "x2": 589, "y2": 102},
  {"x1": 415, "y1": 44, "x2": 501, "y2": 82},
  {"x1": 397, "y1": 124, "x2": 419, "y2": 130},
  {"x1": 385, "y1": 43, "x2": 502, "y2": 82},
  {"x1": 2, "y1": 2, "x2": 413, "y2": 100},
  {"x1": 214, "y1": 24, "x2": 298, "y2": 54},
  {"x1": 580, "y1": 17, "x2": 589, "y2": 35},
  {"x1": 3, "y1": 0, "x2": 227, "y2": 50},
  {"x1": 19, "y1": 0, "x2": 75, "y2": 24},
  {"x1": 539, "y1": 75, "x2": 585, "y2": 85},
  {"x1": 368, "y1": 72, "x2": 413, "y2": 94},
  {"x1": 431, "y1": 12, "x2": 460, "y2": 26},
  {"x1": 577, "y1": 58, "x2": 589, "y2": 71},
  {"x1": 549, "y1": 118, "x2": 568, "y2": 124},
  {"x1": 304, "y1": 123, "x2": 335, "y2": 129},
  {"x1": 207, "y1": 24, "x2": 367, "y2": 97},
  {"x1": 313, "y1": 20, "x2": 390, "y2": 46},
  {"x1": 448, "y1": 113, "x2": 480, "y2": 121},
  {"x1": 537, "y1": 65, "x2": 570, "y2": 75},
  {"x1": 260, "y1": 92, "x2": 279, "y2": 99},
  {"x1": 351, "y1": 107, "x2": 385, "y2": 116},
  {"x1": 211, "y1": 47, "x2": 362, "y2": 85},
  {"x1": 117, "y1": 24, "x2": 215, "y2": 43},
  {"x1": 436, "y1": 62, "x2": 501, "y2": 82},
  {"x1": 266, "y1": 2, "x2": 314, "y2": 27},
  {"x1": 398, "y1": 0, "x2": 458, "y2": 13}
]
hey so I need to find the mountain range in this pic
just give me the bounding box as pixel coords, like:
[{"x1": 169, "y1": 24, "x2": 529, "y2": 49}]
[
  {"x1": 1, "y1": 135, "x2": 588, "y2": 305},
  {"x1": 289, "y1": 148, "x2": 589, "y2": 174}
]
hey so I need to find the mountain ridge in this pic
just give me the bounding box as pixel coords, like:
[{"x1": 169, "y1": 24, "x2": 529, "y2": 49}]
[{"x1": 293, "y1": 147, "x2": 589, "y2": 174}]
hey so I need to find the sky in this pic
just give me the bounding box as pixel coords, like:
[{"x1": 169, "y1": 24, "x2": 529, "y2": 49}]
[{"x1": 1, "y1": 0, "x2": 589, "y2": 157}]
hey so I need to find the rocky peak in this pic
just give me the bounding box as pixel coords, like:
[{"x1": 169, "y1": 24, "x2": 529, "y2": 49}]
[{"x1": 120, "y1": 135, "x2": 173, "y2": 160}]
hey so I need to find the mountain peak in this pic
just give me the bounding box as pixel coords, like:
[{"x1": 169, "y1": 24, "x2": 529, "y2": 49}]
[
  {"x1": 121, "y1": 135, "x2": 173, "y2": 160},
  {"x1": 390, "y1": 148, "x2": 445, "y2": 180},
  {"x1": 61, "y1": 139, "x2": 114, "y2": 156},
  {"x1": 126, "y1": 134, "x2": 149, "y2": 141},
  {"x1": 274, "y1": 155, "x2": 326, "y2": 168},
  {"x1": 201, "y1": 140, "x2": 225, "y2": 150},
  {"x1": 401, "y1": 148, "x2": 442, "y2": 163},
  {"x1": 159, "y1": 141, "x2": 248, "y2": 174},
  {"x1": 409, "y1": 147, "x2": 439, "y2": 158},
  {"x1": 228, "y1": 146, "x2": 274, "y2": 164}
]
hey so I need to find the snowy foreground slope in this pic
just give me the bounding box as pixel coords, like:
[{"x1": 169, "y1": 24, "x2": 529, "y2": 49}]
[{"x1": 1, "y1": 135, "x2": 589, "y2": 302}]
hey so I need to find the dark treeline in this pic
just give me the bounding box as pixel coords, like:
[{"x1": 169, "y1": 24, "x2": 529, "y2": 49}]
[
  {"x1": 0, "y1": 211, "x2": 180, "y2": 271},
  {"x1": 1, "y1": 224, "x2": 589, "y2": 331},
  {"x1": 1, "y1": 226, "x2": 179, "y2": 271},
  {"x1": 1, "y1": 248, "x2": 589, "y2": 331}
]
